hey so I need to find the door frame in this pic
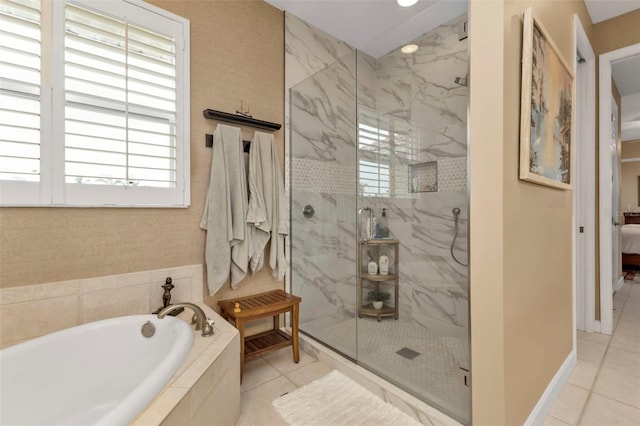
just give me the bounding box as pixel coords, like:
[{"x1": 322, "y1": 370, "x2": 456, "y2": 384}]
[
  {"x1": 599, "y1": 42, "x2": 640, "y2": 335},
  {"x1": 573, "y1": 14, "x2": 596, "y2": 335}
]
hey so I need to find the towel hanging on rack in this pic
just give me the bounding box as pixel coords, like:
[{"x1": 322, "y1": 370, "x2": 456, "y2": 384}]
[
  {"x1": 200, "y1": 124, "x2": 251, "y2": 294},
  {"x1": 247, "y1": 131, "x2": 288, "y2": 280}
]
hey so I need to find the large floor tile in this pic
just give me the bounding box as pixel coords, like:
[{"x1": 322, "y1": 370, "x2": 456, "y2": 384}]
[
  {"x1": 610, "y1": 320, "x2": 640, "y2": 354},
  {"x1": 621, "y1": 307, "x2": 640, "y2": 323},
  {"x1": 592, "y1": 366, "x2": 640, "y2": 408},
  {"x1": 567, "y1": 360, "x2": 600, "y2": 390},
  {"x1": 262, "y1": 346, "x2": 317, "y2": 375},
  {"x1": 580, "y1": 394, "x2": 640, "y2": 425},
  {"x1": 241, "y1": 358, "x2": 281, "y2": 393},
  {"x1": 285, "y1": 361, "x2": 333, "y2": 387},
  {"x1": 549, "y1": 383, "x2": 590, "y2": 425},
  {"x1": 576, "y1": 339, "x2": 608, "y2": 364},
  {"x1": 577, "y1": 331, "x2": 610, "y2": 346},
  {"x1": 542, "y1": 416, "x2": 571, "y2": 426},
  {"x1": 627, "y1": 286, "x2": 640, "y2": 303},
  {"x1": 602, "y1": 346, "x2": 640, "y2": 377},
  {"x1": 237, "y1": 376, "x2": 297, "y2": 426},
  {"x1": 624, "y1": 301, "x2": 640, "y2": 313}
]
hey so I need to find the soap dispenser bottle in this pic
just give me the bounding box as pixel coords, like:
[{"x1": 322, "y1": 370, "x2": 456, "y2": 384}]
[{"x1": 379, "y1": 208, "x2": 389, "y2": 238}]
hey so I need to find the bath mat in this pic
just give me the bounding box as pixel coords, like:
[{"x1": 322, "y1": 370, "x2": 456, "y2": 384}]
[{"x1": 272, "y1": 370, "x2": 421, "y2": 426}]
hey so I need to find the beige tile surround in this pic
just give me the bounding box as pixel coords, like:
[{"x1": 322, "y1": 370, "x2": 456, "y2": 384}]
[
  {"x1": 0, "y1": 264, "x2": 242, "y2": 425},
  {"x1": 0, "y1": 264, "x2": 204, "y2": 348}
]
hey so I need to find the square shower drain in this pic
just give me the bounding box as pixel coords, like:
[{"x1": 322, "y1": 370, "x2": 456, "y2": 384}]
[{"x1": 396, "y1": 347, "x2": 421, "y2": 360}]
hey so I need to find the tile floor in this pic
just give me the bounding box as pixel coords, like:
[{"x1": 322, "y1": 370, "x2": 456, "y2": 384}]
[
  {"x1": 544, "y1": 279, "x2": 640, "y2": 425},
  {"x1": 236, "y1": 348, "x2": 333, "y2": 425},
  {"x1": 236, "y1": 280, "x2": 640, "y2": 426}
]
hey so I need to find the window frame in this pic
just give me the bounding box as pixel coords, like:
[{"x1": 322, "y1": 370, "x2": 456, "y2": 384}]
[{"x1": 0, "y1": 0, "x2": 190, "y2": 207}]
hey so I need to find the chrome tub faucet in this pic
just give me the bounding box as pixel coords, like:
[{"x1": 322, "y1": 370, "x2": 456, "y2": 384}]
[{"x1": 157, "y1": 302, "x2": 214, "y2": 337}]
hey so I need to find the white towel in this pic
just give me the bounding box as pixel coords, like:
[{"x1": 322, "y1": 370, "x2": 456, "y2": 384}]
[
  {"x1": 200, "y1": 124, "x2": 250, "y2": 294},
  {"x1": 247, "y1": 131, "x2": 288, "y2": 280}
]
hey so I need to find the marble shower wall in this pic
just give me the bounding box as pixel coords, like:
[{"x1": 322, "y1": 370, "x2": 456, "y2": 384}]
[
  {"x1": 286, "y1": 12, "x2": 469, "y2": 338},
  {"x1": 361, "y1": 14, "x2": 469, "y2": 337},
  {"x1": 286, "y1": 13, "x2": 358, "y2": 345}
]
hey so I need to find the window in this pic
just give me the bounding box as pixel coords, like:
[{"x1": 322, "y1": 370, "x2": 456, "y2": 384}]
[
  {"x1": 0, "y1": 0, "x2": 190, "y2": 207},
  {"x1": 358, "y1": 120, "x2": 390, "y2": 197},
  {"x1": 358, "y1": 110, "x2": 418, "y2": 198}
]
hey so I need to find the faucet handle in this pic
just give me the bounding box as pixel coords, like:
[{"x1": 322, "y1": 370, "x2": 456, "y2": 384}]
[{"x1": 201, "y1": 318, "x2": 214, "y2": 337}]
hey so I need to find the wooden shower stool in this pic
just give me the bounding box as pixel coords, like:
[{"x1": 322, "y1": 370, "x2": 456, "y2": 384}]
[{"x1": 218, "y1": 289, "x2": 301, "y2": 378}]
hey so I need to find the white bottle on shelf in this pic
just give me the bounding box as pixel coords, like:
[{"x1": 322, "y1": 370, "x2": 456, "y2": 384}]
[
  {"x1": 368, "y1": 259, "x2": 378, "y2": 274},
  {"x1": 379, "y1": 254, "x2": 389, "y2": 275}
]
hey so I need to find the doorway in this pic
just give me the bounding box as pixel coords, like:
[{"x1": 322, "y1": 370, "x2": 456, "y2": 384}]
[
  {"x1": 598, "y1": 42, "x2": 640, "y2": 335},
  {"x1": 573, "y1": 15, "x2": 596, "y2": 334}
]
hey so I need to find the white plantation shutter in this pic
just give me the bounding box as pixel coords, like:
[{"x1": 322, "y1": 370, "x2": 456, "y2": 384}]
[
  {"x1": 0, "y1": 0, "x2": 190, "y2": 207},
  {"x1": 0, "y1": 0, "x2": 41, "y2": 183},
  {"x1": 358, "y1": 111, "x2": 390, "y2": 197},
  {"x1": 64, "y1": 2, "x2": 177, "y2": 189}
]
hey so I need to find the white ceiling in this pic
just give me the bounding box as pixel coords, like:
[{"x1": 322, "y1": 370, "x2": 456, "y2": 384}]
[
  {"x1": 265, "y1": 0, "x2": 468, "y2": 58},
  {"x1": 583, "y1": 0, "x2": 639, "y2": 23}
]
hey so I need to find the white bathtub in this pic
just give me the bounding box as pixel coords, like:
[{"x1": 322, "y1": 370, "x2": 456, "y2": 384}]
[{"x1": 0, "y1": 314, "x2": 194, "y2": 426}]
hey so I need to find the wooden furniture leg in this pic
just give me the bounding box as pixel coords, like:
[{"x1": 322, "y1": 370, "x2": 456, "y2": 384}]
[
  {"x1": 237, "y1": 318, "x2": 245, "y2": 379},
  {"x1": 292, "y1": 303, "x2": 300, "y2": 363}
]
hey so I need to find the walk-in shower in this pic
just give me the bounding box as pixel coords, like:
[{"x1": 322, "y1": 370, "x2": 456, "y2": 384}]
[{"x1": 288, "y1": 11, "x2": 470, "y2": 424}]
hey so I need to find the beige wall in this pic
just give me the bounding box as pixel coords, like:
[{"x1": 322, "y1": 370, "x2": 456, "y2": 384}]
[
  {"x1": 621, "y1": 162, "x2": 640, "y2": 212},
  {"x1": 592, "y1": 9, "x2": 640, "y2": 54},
  {"x1": 622, "y1": 140, "x2": 640, "y2": 159},
  {"x1": 621, "y1": 141, "x2": 640, "y2": 212},
  {"x1": 470, "y1": 0, "x2": 593, "y2": 424},
  {"x1": 0, "y1": 1, "x2": 285, "y2": 308}
]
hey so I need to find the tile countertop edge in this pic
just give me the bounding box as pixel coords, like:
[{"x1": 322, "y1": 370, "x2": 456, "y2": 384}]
[{"x1": 132, "y1": 303, "x2": 239, "y2": 425}]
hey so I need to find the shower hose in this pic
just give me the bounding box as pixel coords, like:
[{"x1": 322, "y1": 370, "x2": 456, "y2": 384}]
[{"x1": 451, "y1": 207, "x2": 468, "y2": 267}]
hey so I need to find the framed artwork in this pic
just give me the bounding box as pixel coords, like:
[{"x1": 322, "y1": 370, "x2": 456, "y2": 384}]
[{"x1": 519, "y1": 8, "x2": 574, "y2": 190}]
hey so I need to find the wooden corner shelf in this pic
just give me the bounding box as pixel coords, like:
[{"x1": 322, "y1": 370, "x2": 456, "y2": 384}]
[{"x1": 358, "y1": 239, "x2": 399, "y2": 321}]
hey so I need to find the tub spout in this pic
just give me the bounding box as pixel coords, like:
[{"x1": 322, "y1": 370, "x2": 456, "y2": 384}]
[{"x1": 157, "y1": 302, "x2": 214, "y2": 337}]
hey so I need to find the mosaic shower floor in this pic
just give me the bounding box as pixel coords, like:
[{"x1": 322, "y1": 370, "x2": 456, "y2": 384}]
[{"x1": 302, "y1": 316, "x2": 471, "y2": 420}]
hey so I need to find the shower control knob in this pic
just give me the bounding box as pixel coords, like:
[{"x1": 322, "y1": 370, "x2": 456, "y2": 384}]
[{"x1": 303, "y1": 204, "x2": 315, "y2": 218}]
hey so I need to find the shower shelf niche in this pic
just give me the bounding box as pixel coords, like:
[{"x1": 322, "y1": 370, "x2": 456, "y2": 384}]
[{"x1": 357, "y1": 239, "x2": 399, "y2": 322}]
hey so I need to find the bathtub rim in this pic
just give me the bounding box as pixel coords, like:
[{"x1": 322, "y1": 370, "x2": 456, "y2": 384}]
[{"x1": 0, "y1": 314, "x2": 194, "y2": 426}]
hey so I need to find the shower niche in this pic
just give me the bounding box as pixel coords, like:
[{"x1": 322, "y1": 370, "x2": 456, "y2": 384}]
[
  {"x1": 409, "y1": 161, "x2": 438, "y2": 193},
  {"x1": 357, "y1": 239, "x2": 399, "y2": 321}
]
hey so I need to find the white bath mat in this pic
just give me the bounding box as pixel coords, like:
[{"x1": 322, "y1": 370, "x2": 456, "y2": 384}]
[{"x1": 272, "y1": 370, "x2": 422, "y2": 426}]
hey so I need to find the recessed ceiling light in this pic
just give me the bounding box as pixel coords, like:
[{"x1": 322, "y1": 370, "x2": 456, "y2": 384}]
[
  {"x1": 397, "y1": 0, "x2": 418, "y2": 7},
  {"x1": 401, "y1": 44, "x2": 419, "y2": 54}
]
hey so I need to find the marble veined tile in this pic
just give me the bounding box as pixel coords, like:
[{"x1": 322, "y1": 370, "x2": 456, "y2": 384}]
[{"x1": 285, "y1": 13, "x2": 354, "y2": 90}]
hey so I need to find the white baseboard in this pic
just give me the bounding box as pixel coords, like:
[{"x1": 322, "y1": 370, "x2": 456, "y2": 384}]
[
  {"x1": 524, "y1": 350, "x2": 577, "y2": 426},
  {"x1": 614, "y1": 276, "x2": 624, "y2": 293}
]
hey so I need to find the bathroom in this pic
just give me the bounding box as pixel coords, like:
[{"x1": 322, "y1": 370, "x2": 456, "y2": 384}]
[{"x1": 0, "y1": 0, "x2": 604, "y2": 425}]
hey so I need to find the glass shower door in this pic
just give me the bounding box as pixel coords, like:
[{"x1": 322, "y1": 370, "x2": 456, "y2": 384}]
[
  {"x1": 353, "y1": 14, "x2": 470, "y2": 424},
  {"x1": 289, "y1": 12, "x2": 470, "y2": 424},
  {"x1": 289, "y1": 52, "x2": 359, "y2": 359}
]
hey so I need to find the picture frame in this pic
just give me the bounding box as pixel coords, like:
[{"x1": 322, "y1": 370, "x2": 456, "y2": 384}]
[{"x1": 519, "y1": 8, "x2": 574, "y2": 190}]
